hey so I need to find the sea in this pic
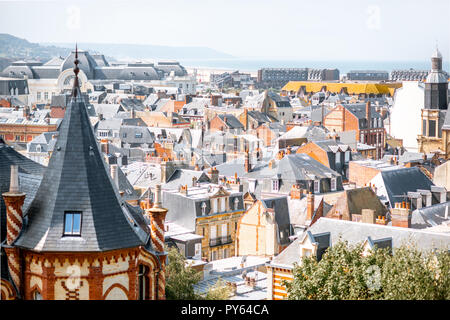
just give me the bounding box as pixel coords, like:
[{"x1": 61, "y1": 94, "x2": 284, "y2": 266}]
[{"x1": 179, "y1": 58, "x2": 450, "y2": 75}]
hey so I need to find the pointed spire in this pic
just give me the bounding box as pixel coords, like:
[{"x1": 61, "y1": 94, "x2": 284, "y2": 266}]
[{"x1": 72, "y1": 43, "x2": 80, "y2": 97}]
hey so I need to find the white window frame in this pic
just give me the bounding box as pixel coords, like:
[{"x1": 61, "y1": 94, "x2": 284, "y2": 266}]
[
  {"x1": 314, "y1": 180, "x2": 320, "y2": 194},
  {"x1": 331, "y1": 178, "x2": 337, "y2": 191},
  {"x1": 345, "y1": 151, "x2": 350, "y2": 163},
  {"x1": 272, "y1": 179, "x2": 279, "y2": 192},
  {"x1": 194, "y1": 243, "x2": 202, "y2": 259},
  {"x1": 335, "y1": 152, "x2": 341, "y2": 165}
]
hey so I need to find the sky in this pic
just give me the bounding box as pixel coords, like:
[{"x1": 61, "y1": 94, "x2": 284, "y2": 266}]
[{"x1": 0, "y1": 0, "x2": 449, "y2": 61}]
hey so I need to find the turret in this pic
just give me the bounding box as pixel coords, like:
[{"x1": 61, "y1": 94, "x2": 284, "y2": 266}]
[{"x1": 2, "y1": 165, "x2": 26, "y2": 245}]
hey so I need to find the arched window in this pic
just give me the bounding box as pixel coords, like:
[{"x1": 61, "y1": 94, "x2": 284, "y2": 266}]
[
  {"x1": 33, "y1": 290, "x2": 42, "y2": 300},
  {"x1": 138, "y1": 265, "x2": 149, "y2": 300}
]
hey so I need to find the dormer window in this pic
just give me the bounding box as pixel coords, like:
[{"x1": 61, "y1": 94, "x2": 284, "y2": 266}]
[
  {"x1": 234, "y1": 197, "x2": 239, "y2": 211},
  {"x1": 64, "y1": 212, "x2": 82, "y2": 236},
  {"x1": 272, "y1": 179, "x2": 279, "y2": 192},
  {"x1": 331, "y1": 178, "x2": 337, "y2": 191},
  {"x1": 201, "y1": 202, "x2": 207, "y2": 215},
  {"x1": 314, "y1": 180, "x2": 320, "y2": 194}
]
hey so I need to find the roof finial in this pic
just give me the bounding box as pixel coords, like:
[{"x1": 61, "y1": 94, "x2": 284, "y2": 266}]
[{"x1": 72, "y1": 43, "x2": 80, "y2": 97}]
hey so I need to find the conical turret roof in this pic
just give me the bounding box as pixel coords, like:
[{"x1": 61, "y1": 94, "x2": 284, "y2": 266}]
[{"x1": 15, "y1": 48, "x2": 149, "y2": 252}]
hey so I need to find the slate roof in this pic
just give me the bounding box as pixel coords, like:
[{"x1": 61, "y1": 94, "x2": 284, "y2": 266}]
[
  {"x1": 162, "y1": 185, "x2": 244, "y2": 231},
  {"x1": 0, "y1": 141, "x2": 45, "y2": 242},
  {"x1": 411, "y1": 201, "x2": 450, "y2": 229},
  {"x1": 370, "y1": 167, "x2": 434, "y2": 208},
  {"x1": 218, "y1": 114, "x2": 245, "y2": 129},
  {"x1": 163, "y1": 169, "x2": 211, "y2": 191},
  {"x1": 247, "y1": 111, "x2": 276, "y2": 124},
  {"x1": 442, "y1": 109, "x2": 450, "y2": 130},
  {"x1": 270, "y1": 217, "x2": 450, "y2": 269},
  {"x1": 344, "y1": 103, "x2": 382, "y2": 119},
  {"x1": 14, "y1": 65, "x2": 149, "y2": 252},
  {"x1": 327, "y1": 187, "x2": 388, "y2": 221},
  {"x1": 119, "y1": 126, "x2": 154, "y2": 147},
  {"x1": 120, "y1": 98, "x2": 146, "y2": 112},
  {"x1": 261, "y1": 197, "x2": 291, "y2": 245}
]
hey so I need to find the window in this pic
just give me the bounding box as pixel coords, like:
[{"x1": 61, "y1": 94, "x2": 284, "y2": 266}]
[
  {"x1": 335, "y1": 152, "x2": 341, "y2": 165},
  {"x1": 223, "y1": 248, "x2": 229, "y2": 259},
  {"x1": 37, "y1": 92, "x2": 41, "y2": 101},
  {"x1": 135, "y1": 132, "x2": 143, "y2": 139},
  {"x1": 221, "y1": 223, "x2": 228, "y2": 238},
  {"x1": 234, "y1": 197, "x2": 239, "y2": 211},
  {"x1": 272, "y1": 179, "x2": 279, "y2": 192},
  {"x1": 15, "y1": 135, "x2": 21, "y2": 142},
  {"x1": 428, "y1": 120, "x2": 436, "y2": 137},
  {"x1": 33, "y1": 290, "x2": 42, "y2": 300},
  {"x1": 422, "y1": 120, "x2": 427, "y2": 136},
  {"x1": 314, "y1": 180, "x2": 320, "y2": 194},
  {"x1": 211, "y1": 250, "x2": 217, "y2": 261},
  {"x1": 123, "y1": 132, "x2": 127, "y2": 138},
  {"x1": 36, "y1": 145, "x2": 42, "y2": 153},
  {"x1": 44, "y1": 92, "x2": 48, "y2": 100},
  {"x1": 331, "y1": 178, "x2": 337, "y2": 191},
  {"x1": 194, "y1": 243, "x2": 202, "y2": 259},
  {"x1": 138, "y1": 265, "x2": 149, "y2": 300},
  {"x1": 302, "y1": 248, "x2": 312, "y2": 257},
  {"x1": 64, "y1": 212, "x2": 82, "y2": 236},
  {"x1": 345, "y1": 151, "x2": 350, "y2": 162},
  {"x1": 201, "y1": 202, "x2": 207, "y2": 216},
  {"x1": 360, "y1": 133, "x2": 364, "y2": 143},
  {"x1": 210, "y1": 225, "x2": 217, "y2": 240}
]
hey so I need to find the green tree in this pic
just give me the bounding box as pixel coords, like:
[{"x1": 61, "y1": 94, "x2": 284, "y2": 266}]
[
  {"x1": 165, "y1": 246, "x2": 202, "y2": 300},
  {"x1": 285, "y1": 240, "x2": 449, "y2": 300},
  {"x1": 165, "y1": 247, "x2": 232, "y2": 300}
]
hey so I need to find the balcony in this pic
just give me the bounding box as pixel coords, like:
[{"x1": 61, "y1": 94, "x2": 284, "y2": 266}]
[{"x1": 209, "y1": 235, "x2": 232, "y2": 247}]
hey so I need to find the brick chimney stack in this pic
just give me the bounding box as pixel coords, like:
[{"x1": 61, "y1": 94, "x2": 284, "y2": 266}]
[
  {"x1": 244, "y1": 148, "x2": 251, "y2": 173},
  {"x1": 361, "y1": 209, "x2": 376, "y2": 224},
  {"x1": 209, "y1": 167, "x2": 219, "y2": 184},
  {"x1": 391, "y1": 202, "x2": 411, "y2": 228},
  {"x1": 366, "y1": 101, "x2": 371, "y2": 129},
  {"x1": 306, "y1": 192, "x2": 315, "y2": 220},
  {"x1": 3, "y1": 165, "x2": 26, "y2": 245},
  {"x1": 148, "y1": 184, "x2": 168, "y2": 252},
  {"x1": 110, "y1": 164, "x2": 119, "y2": 190},
  {"x1": 290, "y1": 184, "x2": 302, "y2": 200}
]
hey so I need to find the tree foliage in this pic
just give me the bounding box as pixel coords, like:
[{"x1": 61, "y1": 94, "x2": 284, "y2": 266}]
[
  {"x1": 165, "y1": 247, "x2": 231, "y2": 300},
  {"x1": 285, "y1": 240, "x2": 450, "y2": 300}
]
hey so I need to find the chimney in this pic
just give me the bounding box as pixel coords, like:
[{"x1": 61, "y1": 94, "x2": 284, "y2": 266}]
[
  {"x1": 361, "y1": 209, "x2": 376, "y2": 224},
  {"x1": 101, "y1": 139, "x2": 109, "y2": 155},
  {"x1": 147, "y1": 184, "x2": 168, "y2": 253},
  {"x1": 306, "y1": 192, "x2": 315, "y2": 220},
  {"x1": 244, "y1": 149, "x2": 251, "y2": 173},
  {"x1": 194, "y1": 164, "x2": 200, "y2": 171},
  {"x1": 209, "y1": 167, "x2": 219, "y2": 184},
  {"x1": 161, "y1": 160, "x2": 175, "y2": 183},
  {"x1": 290, "y1": 184, "x2": 302, "y2": 200},
  {"x1": 391, "y1": 202, "x2": 411, "y2": 228},
  {"x1": 179, "y1": 184, "x2": 188, "y2": 196},
  {"x1": 243, "y1": 108, "x2": 248, "y2": 130},
  {"x1": 366, "y1": 101, "x2": 371, "y2": 129},
  {"x1": 268, "y1": 159, "x2": 275, "y2": 169},
  {"x1": 110, "y1": 164, "x2": 119, "y2": 190},
  {"x1": 2, "y1": 165, "x2": 26, "y2": 245}
]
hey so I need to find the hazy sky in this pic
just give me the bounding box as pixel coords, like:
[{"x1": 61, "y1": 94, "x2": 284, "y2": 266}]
[{"x1": 1, "y1": 0, "x2": 449, "y2": 61}]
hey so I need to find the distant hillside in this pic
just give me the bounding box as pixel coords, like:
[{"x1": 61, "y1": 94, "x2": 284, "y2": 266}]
[
  {"x1": 0, "y1": 33, "x2": 72, "y2": 62},
  {"x1": 44, "y1": 42, "x2": 234, "y2": 61},
  {"x1": 0, "y1": 33, "x2": 233, "y2": 72}
]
